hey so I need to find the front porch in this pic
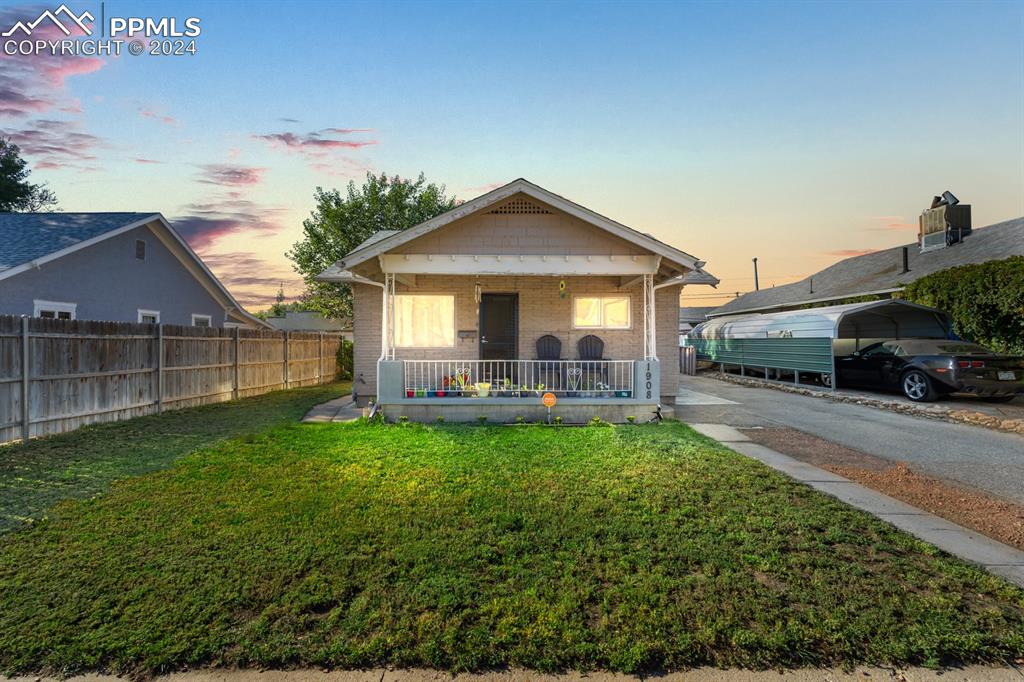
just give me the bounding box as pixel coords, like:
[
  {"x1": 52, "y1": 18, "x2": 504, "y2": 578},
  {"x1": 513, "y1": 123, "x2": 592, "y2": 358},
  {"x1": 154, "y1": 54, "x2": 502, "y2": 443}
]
[{"x1": 375, "y1": 357, "x2": 661, "y2": 423}]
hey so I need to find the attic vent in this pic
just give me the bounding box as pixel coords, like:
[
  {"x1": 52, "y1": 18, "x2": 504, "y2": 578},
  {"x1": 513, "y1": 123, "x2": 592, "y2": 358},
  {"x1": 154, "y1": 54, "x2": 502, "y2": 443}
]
[{"x1": 489, "y1": 198, "x2": 552, "y2": 215}]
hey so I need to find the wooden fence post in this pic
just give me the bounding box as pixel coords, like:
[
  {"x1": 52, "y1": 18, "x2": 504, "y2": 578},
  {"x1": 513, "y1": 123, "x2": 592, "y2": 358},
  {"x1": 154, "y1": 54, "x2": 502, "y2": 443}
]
[
  {"x1": 20, "y1": 317, "x2": 30, "y2": 443},
  {"x1": 156, "y1": 323, "x2": 164, "y2": 413},
  {"x1": 283, "y1": 331, "x2": 290, "y2": 389},
  {"x1": 233, "y1": 327, "x2": 240, "y2": 400},
  {"x1": 318, "y1": 332, "x2": 324, "y2": 383}
]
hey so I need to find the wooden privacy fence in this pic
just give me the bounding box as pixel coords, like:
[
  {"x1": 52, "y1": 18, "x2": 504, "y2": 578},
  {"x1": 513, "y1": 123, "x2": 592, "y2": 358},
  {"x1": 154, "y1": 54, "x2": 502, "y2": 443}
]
[{"x1": 0, "y1": 315, "x2": 343, "y2": 445}]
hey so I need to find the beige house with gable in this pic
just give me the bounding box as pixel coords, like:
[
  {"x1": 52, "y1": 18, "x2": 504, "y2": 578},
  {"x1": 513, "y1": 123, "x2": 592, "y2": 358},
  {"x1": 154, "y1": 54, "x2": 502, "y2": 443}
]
[{"x1": 318, "y1": 179, "x2": 718, "y2": 422}]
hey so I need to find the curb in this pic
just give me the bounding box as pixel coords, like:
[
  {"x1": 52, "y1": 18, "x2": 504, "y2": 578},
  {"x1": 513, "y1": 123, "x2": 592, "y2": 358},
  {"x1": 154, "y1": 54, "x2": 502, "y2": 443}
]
[
  {"x1": 688, "y1": 422, "x2": 1024, "y2": 588},
  {"x1": 705, "y1": 372, "x2": 1024, "y2": 437}
]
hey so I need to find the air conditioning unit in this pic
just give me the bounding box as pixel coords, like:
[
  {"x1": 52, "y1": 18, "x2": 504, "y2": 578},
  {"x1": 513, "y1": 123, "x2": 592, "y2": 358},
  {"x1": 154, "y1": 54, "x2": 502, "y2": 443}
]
[{"x1": 919, "y1": 203, "x2": 971, "y2": 253}]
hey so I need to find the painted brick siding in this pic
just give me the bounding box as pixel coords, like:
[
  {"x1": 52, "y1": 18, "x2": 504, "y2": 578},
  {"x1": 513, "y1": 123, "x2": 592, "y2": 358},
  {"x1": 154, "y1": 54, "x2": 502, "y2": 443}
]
[{"x1": 352, "y1": 276, "x2": 683, "y2": 401}]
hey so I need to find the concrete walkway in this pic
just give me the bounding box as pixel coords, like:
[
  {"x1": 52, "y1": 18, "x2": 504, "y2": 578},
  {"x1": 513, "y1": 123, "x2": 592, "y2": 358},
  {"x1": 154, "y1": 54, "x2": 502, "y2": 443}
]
[
  {"x1": 8, "y1": 665, "x2": 1024, "y2": 681},
  {"x1": 302, "y1": 396, "x2": 364, "y2": 423},
  {"x1": 688, "y1": 422, "x2": 1024, "y2": 588}
]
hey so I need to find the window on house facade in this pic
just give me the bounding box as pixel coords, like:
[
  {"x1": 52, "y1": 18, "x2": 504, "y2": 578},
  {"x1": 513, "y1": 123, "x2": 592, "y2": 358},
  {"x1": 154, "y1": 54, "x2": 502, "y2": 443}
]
[
  {"x1": 394, "y1": 294, "x2": 455, "y2": 347},
  {"x1": 138, "y1": 309, "x2": 160, "y2": 324},
  {"x1": 191, "y1": 314, "x2": 213, "y2": 327},
  {"x1": 572, "y1": 296, "x2": 631, "y2": 330},
  {"x1": 33, "y1": 300, "x2": 76, "y2": 320},
  {"x1": 135, "y1": 239, "x2": 146, "y2": 260}
]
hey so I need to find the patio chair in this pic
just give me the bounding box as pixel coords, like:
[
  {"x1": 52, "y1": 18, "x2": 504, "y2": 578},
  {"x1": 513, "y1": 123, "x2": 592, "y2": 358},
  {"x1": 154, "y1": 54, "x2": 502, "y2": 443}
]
[
  {"x1": 534, "y1": 334, "x2": 564, "y2": 390},
  {"x1": 577, "y1": 334, "x2": 609, "y2": 391}
]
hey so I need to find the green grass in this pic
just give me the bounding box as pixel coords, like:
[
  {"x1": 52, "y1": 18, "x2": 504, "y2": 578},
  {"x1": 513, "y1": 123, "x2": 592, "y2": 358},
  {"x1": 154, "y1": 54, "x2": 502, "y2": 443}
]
[
  {"x1": 0, "y1": 421, "x2": 1022, "y2": 677},
  {"x1": 0, "y1": 382, "x2": 350, "y2": 533}
]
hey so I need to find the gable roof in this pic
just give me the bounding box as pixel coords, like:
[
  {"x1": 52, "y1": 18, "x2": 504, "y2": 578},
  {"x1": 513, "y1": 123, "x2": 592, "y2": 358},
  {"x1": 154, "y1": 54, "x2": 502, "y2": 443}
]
[
  {"x1": 336, "y1": 179, "x2": 710, "y2": 276},
  {"x1": 0, "y1": 212, "x2": 154, "y2": 273},
  {"x1": 0, "y1": 212, "x2": 270, "y2": 328},
  {"x1": 710, "y1": 217, "x2": 1024, "y2": 317}
]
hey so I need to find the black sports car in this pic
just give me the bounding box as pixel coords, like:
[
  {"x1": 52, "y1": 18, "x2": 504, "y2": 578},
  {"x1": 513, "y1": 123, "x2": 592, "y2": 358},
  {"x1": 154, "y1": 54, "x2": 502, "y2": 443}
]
[{"x1": 836, "y1": 339, "x2": 1024, "y2": 402}]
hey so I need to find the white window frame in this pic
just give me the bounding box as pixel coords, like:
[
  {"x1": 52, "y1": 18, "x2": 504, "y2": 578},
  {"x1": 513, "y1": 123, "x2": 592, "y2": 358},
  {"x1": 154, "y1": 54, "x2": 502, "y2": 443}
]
[
  {"x1": 33, "y1": 299, "x2": 77, "y2": 320},
  {"x1": 393, "y1": 293, "x2": 456, "y2": 349},
  {"x1": 571, "y1": 295, "x2": 632, "y2": 330},
  {"x1": 138, "y1": 309, "x2": 161, "y2": 324},
  {"x1": 191, "y1": 314, "x2": 213, "y2": 327}
]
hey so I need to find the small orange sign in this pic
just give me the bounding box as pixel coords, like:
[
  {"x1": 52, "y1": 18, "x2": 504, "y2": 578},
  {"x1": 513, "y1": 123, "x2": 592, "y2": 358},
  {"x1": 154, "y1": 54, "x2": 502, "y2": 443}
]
[{"x1": 542, "y1": 392, "x2": 557, "y2": 408}]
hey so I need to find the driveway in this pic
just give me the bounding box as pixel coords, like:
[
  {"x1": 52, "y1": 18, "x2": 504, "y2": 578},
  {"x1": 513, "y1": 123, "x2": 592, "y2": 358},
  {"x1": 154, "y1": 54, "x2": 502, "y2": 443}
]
[{"x1": 675, "y1": 374, "x2": 1024, "y2": 505}]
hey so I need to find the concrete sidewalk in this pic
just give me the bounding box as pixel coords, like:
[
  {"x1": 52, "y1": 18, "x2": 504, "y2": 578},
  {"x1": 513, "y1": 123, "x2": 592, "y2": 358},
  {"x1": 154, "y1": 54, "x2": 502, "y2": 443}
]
[
  {"x1": 302, "y1": 396, "x2": 364, "y2": 423},
  {"x1": 689, "y1": 422, "x2": 1024, "y2": 588},
  {"x1": 8, "y1": 665, "x2": 1024, "y2": 681}
]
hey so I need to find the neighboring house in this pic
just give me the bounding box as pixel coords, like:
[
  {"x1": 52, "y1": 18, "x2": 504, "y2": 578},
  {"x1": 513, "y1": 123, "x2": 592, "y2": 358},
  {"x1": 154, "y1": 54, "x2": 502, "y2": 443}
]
[
  {"x1": 679, "y1": 306, "x2": 716, "y2": 336},
  {"x1": 317, "y1": 178, "x2": 719, "y2": 422},
  {"x1": 711, "y1": 217, "x2": 1024, "y2": 317},
  {"x1": 266, "y1": 310, "x2": 353, "y2": 341},
  {"x1": 0, "y1": 212, "x2": 268, "y2": 328}
]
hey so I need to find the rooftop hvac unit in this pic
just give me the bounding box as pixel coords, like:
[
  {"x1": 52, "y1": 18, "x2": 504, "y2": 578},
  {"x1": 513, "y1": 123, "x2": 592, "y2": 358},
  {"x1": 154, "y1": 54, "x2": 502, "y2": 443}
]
[{"x1": 919, "y1": 202, "x2": 971, "y2": 253}]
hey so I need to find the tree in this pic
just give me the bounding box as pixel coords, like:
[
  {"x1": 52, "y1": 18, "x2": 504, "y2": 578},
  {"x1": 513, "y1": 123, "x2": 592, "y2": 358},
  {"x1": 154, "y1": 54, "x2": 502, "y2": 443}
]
[
  {"x1": 288, "y1": 172, "x2": 456, "y2": 318},
  {"x1": 0, "y1": 137, "x2": 58, "y2": 212}
]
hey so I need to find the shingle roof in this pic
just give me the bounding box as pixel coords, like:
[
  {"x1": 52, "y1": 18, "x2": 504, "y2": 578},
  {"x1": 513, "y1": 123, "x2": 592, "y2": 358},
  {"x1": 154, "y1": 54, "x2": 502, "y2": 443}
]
[
  {"x1": 350, "y1": 230, "x2": 400, "y2": 254},
  {"x1": 679, "y1": 306, "x2": 716, "y2": 324},
  {"x1": 0, "y1": 212, "x2": 155, "y2": 272},
  {"x1": 711, "y1": 217, "x2": 1024, "y2": 316}
]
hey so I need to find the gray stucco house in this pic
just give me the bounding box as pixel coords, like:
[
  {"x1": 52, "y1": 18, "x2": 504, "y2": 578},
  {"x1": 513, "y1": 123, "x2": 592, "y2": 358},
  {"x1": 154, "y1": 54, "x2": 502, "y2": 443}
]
[{"x1": 0, "y1": 212, "x2": 267, "y2": 328}]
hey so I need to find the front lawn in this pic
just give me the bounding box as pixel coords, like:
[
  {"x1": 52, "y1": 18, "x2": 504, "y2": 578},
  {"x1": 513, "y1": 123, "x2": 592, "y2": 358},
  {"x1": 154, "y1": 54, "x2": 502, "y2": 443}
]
[
  {"x1": 0, "y1": 381, "x2": 350, "y2": 533},
  {"x1": 0, "y1": 421, "x2": 1022, "y2": 677}
]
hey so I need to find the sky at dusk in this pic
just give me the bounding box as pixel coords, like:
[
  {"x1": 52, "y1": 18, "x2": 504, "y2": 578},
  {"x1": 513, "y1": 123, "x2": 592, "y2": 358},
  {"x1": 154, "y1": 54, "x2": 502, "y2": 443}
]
[{"x1": 1, "y1": 0, "x2": 1022, "y2": 310}]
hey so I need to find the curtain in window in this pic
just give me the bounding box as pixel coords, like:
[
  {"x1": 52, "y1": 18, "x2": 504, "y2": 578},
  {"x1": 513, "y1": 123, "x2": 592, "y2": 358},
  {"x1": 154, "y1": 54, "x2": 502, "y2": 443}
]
[{"x1": 394, "y1": 295, "x2": 455, "y2": 347}]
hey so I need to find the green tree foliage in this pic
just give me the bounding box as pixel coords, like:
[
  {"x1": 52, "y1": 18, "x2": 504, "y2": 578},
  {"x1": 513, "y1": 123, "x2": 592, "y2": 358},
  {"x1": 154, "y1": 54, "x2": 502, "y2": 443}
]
[
  {"x1": 902, "y1": 256, "x2": 1024, "y2": 354},
  {"x1": 0, "y1": 137, "x2": 58, "y2": 212},
  {"x1": 288, "y1": 172, "x2": 456, "y2": 318}
]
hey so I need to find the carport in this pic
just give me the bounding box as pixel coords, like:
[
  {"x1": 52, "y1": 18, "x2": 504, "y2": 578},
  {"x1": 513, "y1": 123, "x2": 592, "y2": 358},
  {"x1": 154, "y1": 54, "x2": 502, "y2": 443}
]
[{"x1": 686, "y1": 300, "x2": 952, "y2": 387}]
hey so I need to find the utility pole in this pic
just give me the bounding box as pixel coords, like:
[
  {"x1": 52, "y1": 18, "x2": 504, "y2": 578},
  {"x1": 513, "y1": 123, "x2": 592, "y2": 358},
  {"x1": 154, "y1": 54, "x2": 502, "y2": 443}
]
[{"x1": 752, "y1": 257, "x2": 760, "y2": 291}]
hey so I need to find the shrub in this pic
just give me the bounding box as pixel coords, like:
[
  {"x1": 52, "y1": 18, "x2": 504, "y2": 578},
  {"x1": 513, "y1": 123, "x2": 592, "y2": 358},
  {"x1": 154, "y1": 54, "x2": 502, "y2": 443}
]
[
  {"x1": 435, "y1": 416, "x2": 445, "y2": 424},
  {"x1": 398, "y1": 416, "x2": 408, "y2": 423},
  {"x1": 554, "y1": 416, "x2": 562, "y2": 425},
  {"x1": 477, "y1": 415, "x2": 487, "y2": 424},
  {"x1": 626, "y1": 415, "x2": 636, "y2": 423},
  {"x1": 515, "y1": 416, "x2": 525, "y2": 424},
  {"x1": 589, "y1": 416, "x2": 602, "y2": 426},
  {"x1": 335, "y1": 338, "x2": 354, "y2": 380},
  {"x1": 902, "y1": 256, "x2": 1024, "y2": 354}
]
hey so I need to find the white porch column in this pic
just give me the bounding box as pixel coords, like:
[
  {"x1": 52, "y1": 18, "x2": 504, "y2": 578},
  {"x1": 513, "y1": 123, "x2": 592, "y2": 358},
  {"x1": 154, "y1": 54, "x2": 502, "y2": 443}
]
[
  {"x1": 382, "y1": 273, "x2": 396, "y2": 360},
  {"x1": 643, "y1": 274, "x2": 657, "y2": 360}
]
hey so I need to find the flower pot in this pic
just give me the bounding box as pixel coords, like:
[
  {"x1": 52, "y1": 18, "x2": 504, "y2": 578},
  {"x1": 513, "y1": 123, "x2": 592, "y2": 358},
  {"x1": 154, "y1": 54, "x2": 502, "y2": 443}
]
[
  {"x1": 474, "y1": 382, "x2": 491, "y2": 398},
  {"x1": 616, "y1": 390, "x2": 631, "y2": 398},
  {"x1": 406, "y1": 390, "x2": 415, "y2": 398},
  {"x1": 435, "y1": 390, "x2": 447, "y2": 398}
]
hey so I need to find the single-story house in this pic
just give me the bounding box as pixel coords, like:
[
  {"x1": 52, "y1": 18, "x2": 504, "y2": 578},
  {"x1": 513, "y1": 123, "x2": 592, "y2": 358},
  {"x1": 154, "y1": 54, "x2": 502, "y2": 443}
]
[
  {"x1": 711, "y1": 217, "x2": 1023, "y2": 317},
  {"x1": 0, "y1": 212, "x2": 268, "y2": 328},
  {"x1": 317, "y1": 178, "x2": 719, "y2": 422},
  {"x1": 266, "y1": 310, "x2": 353, "y2": 341}
]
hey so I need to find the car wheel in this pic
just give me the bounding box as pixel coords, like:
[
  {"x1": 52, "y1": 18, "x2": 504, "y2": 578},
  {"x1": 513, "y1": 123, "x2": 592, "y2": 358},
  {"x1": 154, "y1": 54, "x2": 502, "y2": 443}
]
[
  {"x1": 820, "y1": 372, "x2": 833, "y2": 388},
  {"x1": 901, "y1": 369, "x2": 937, "y2": 402}
]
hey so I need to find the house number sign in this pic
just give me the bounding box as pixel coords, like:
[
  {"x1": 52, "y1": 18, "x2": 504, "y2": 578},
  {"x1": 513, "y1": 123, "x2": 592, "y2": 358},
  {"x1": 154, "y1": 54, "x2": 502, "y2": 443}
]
[{"x1": 644, "y1": 362, "x2": 653, "y2": 400}]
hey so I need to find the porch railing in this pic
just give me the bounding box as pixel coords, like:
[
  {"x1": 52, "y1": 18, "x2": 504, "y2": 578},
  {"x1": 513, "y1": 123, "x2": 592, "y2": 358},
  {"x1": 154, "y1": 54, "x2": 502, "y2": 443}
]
[{"x1": 402, "y1": 360, "x2": 635, "y2": 398}]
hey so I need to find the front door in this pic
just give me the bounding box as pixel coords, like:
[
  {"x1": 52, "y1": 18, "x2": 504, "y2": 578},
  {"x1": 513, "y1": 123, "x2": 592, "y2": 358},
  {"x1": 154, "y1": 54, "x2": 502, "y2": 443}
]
[{"x1": 479, "y1": 294, "x2": 518, "y2": 361}]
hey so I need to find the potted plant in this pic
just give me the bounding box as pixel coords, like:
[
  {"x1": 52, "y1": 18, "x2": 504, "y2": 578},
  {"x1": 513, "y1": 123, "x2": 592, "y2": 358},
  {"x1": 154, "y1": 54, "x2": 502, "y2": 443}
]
[
  {"x1": 406, "y1": 389, "x2": 415, "y2": 398},
  {"x1": 415, "y1": 388, "x2": 426, "y2": 398},
  {"x1": 533, "y1": 382, "x2": 545, "y2": 397},
  {"x1": 474, "y1": 382, "x2": 492, "y2": 398}
]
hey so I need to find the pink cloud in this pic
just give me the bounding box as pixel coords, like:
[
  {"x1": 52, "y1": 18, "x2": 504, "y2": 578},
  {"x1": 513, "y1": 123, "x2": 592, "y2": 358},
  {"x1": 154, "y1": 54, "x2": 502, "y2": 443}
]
[
  {"x1": 867, "y1": 215, "x2": 916, "y2": 231},
  {"x1": 139, "y1": 107, "x2": 178, "y2": 126},
  {"x1": 2, "y1": 118, "x2": 104, "y2": 170},
  {"x1": 172, "y1": 198, "x2": 287, "y2": 250},
  {"x1": 197, "y1": 164, "x2": 268, "y2": 187},
  {"x1": 135, "y1": 158, "x2": 162, "y2": 164},
  {"x1": 254, "y1": 131, "x2": 377, "y2": 151},
  {"x1": 463, "y1": 181, "x2": 504, "y2": 195}
]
